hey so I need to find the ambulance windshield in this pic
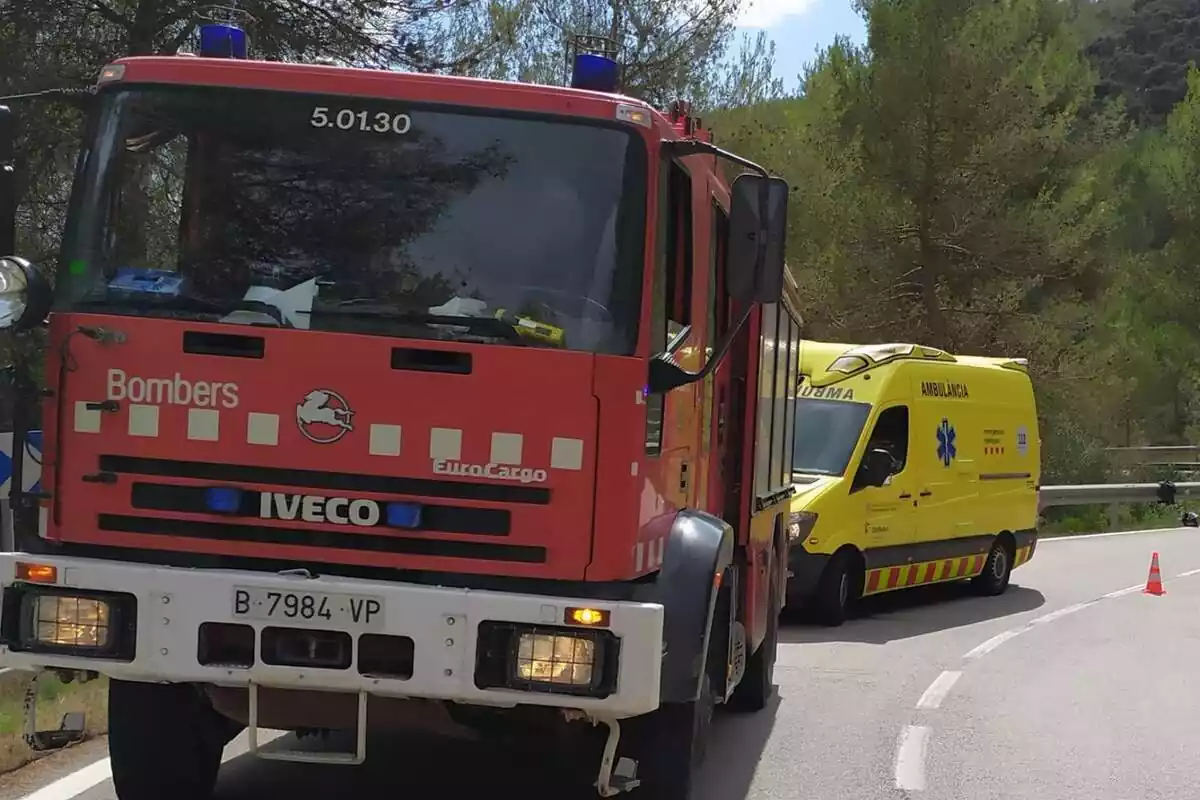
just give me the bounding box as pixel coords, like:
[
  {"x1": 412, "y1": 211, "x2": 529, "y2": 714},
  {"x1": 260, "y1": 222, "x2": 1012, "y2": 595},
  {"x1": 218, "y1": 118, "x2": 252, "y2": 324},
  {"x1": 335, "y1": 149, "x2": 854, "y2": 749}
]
[
  {"x1": 55, "y1": 85, "x2": 647, "y2": 355},
  {"x1": 791, "y1": 398, "x2": 872, "y2": 476}
]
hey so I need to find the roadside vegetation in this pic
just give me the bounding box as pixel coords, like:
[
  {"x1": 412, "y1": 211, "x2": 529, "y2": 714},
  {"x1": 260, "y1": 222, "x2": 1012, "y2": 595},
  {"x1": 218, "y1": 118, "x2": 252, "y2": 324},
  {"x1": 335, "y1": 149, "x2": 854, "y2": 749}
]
[{"x1": 0, "y1": 671, "x2": 107, "y2": 774}]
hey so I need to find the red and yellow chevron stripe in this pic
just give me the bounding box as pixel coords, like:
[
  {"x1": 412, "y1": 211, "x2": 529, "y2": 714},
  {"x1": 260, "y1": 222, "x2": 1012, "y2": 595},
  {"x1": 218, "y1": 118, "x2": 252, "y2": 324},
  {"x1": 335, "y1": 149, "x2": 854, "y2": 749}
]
[
  {"x1": 862, "y1": 541, "x2": 1036, "y2": 597},
  {"x1": 863, "y1": 554, "x2": 986, "y2": 596},
  {"x1": 1013, "y1": 542, "x2": 1035, "y2": 568}
]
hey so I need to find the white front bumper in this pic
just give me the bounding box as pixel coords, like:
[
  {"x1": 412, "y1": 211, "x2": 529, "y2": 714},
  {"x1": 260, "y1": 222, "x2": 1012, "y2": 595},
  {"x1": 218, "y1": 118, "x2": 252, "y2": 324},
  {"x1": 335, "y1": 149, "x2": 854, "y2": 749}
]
[{"x1": 0, "y1": 554, "x2": 665, "y2": 717}]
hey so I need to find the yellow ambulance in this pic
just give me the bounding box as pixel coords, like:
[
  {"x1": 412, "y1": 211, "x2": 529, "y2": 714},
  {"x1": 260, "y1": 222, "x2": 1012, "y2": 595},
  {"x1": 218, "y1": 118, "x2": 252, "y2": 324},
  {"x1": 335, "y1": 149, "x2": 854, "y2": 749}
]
[{"x1": 784, "y1": 341, "x2": 1040, "y2": 626}]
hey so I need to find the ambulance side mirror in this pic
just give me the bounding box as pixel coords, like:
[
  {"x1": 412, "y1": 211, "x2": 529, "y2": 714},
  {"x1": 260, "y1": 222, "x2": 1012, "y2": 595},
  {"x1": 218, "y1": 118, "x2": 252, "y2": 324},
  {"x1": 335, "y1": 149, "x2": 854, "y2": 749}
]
[{"x1": 727, "y1": 173, "x2": 788, "y2": 305}]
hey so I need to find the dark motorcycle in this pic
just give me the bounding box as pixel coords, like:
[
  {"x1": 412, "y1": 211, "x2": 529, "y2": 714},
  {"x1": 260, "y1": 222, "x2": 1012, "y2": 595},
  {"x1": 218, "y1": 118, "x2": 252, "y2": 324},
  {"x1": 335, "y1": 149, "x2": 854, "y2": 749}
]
[{"x1": 1182, "y1": 510, "x2": 1199, "y2": 528}]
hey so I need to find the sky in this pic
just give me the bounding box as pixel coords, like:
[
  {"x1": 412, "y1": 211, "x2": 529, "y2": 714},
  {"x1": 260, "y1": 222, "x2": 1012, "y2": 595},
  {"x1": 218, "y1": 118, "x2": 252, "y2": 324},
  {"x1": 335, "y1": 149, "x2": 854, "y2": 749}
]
[{"x1": 733, "y1": 0, "x2": 867, "y2": 91}]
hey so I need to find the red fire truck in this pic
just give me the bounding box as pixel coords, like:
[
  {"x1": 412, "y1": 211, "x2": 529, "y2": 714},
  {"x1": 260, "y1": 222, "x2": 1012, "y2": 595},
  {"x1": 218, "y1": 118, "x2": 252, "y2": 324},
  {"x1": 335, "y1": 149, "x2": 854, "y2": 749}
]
[{"x1": 0, "y1": 22, "x2": 796, "y2": 800}]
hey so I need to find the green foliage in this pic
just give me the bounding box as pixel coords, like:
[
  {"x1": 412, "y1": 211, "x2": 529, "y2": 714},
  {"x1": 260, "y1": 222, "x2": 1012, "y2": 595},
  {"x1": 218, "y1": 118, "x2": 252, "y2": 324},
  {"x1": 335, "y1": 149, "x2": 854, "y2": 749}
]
[
  {"x1": 713, "y1": 0, "x2": 1200, "y2": 486},
  {"x1": 1086, "y1": 0, "x2": 1200, "y2": 127}
]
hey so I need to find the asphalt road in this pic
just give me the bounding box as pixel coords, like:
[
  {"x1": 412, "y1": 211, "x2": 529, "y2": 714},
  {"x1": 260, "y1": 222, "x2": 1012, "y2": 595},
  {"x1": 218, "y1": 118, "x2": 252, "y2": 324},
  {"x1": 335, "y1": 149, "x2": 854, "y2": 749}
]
[{"x1": 4, "y1": 526, "x2": 1197, "y2": 800}]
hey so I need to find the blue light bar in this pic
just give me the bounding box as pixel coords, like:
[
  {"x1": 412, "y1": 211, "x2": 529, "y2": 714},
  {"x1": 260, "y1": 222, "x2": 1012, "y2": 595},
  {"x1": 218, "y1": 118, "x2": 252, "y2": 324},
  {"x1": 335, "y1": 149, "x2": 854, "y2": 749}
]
[
  {"x1": 572, "y1": 53, "x2": 620, "y2": 93},
  {"x1": 199, "y1": 22, "x2": 248, "y2": 59},
  {"x1": 204, "y1": 487, "x2": 243, "y2": 514},
  {"x1": 385, "y1": 502, "x2": 423, "y2": 529}
]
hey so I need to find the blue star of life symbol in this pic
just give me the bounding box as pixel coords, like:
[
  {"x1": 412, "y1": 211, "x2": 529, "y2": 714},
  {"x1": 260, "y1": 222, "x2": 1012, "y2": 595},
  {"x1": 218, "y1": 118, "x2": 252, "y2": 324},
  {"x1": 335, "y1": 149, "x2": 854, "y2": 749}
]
[{"x1": 936, "y1": 418, "x2": 956, "y2": 467}]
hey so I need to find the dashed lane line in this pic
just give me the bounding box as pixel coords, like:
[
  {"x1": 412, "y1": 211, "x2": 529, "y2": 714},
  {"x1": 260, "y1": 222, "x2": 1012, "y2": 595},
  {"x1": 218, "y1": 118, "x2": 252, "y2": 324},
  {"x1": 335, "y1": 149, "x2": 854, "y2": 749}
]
[
  {"x1": 914, "y1": 671, "x2": 961, "y2": 711},
  {"x1": 896, "y1": 569, "x2": 1200, "y2": 792},
  {"x1": 894, "y1": 725, "x2": 930, "y2": 791}
]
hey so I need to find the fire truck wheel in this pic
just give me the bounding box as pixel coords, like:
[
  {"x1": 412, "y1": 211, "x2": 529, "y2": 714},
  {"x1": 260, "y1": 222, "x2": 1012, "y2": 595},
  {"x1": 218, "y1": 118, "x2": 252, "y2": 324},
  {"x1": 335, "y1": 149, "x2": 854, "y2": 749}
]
[
  {"x1": 971, "y1": 537, "x2": 1013, "y2": 597},
  {"x1": 109, "y1": 679, "x2": 237, "y2": 800},
  {"x1": 813, "y1": 549, "x2": 856, "y2": 627},
  {"x1": 728, "y1": 548, "x2": 781, "y2": 712},
  {"x1": 624, "y1": 669, "x2": 715, "y2": 800}
]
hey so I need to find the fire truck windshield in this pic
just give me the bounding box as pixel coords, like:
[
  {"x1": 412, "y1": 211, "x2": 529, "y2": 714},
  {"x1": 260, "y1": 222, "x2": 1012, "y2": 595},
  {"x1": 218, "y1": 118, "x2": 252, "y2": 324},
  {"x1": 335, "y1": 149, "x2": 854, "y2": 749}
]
[{"x1": 55, "y1": 85, "x2": 647, "y2": 354}]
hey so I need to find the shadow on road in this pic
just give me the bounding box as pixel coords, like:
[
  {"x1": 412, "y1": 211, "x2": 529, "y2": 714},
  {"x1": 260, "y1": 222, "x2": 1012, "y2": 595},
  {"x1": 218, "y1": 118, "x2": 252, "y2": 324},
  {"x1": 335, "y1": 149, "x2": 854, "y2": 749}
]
[
  {"x1": 212, "y1": 695, "x2": 779, "y2": 800},
  {"x1": 694, "y1": 693, "x2": 779, "y2": 800},
  {"x1": 780, "y1": 581, "x2": 1046, "y2": 645}
]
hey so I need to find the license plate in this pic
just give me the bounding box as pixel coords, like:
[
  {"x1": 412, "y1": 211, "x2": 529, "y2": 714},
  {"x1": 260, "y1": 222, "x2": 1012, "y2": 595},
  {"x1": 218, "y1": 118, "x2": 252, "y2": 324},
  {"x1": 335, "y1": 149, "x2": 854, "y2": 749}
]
[{"x1": 232, "y1": 586, "x2": 385, "y2": 630}]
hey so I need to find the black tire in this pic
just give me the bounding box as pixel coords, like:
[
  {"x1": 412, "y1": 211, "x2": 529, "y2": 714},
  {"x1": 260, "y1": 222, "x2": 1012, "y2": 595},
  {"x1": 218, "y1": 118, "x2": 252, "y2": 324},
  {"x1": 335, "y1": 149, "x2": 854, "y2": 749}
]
[
  {"x1": 971, "y1": 538, "x2": 1013, "y2": 596},
  {"x1": 728, "y1": 548, "x2": 781, "y2": 712},
  {"x1": 109, "y1": 680, "x2": 241, "y2": 800},
  {"x1": 623, "y1": 670, "x2": 715, "y2": 800},
  {"x1": 813, "y1": 549, "x2": 856, "y2": 627}
]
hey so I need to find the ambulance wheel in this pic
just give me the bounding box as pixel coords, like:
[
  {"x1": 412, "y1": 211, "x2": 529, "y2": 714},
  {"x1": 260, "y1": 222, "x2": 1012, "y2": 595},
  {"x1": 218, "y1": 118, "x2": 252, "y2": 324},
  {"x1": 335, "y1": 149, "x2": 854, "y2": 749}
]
[
  {"x1": 813, "y1": 549, "x2": 856, "y2": 627},
  {"x1": 972, "y1": 538, "x2": 1013, "y2": 597},
  {"x1": 109, "y1": 680, "x2": 239, "y2": 800},
  {"x1": 729, "y1": 543, "x2": 781, "y2": 712}
]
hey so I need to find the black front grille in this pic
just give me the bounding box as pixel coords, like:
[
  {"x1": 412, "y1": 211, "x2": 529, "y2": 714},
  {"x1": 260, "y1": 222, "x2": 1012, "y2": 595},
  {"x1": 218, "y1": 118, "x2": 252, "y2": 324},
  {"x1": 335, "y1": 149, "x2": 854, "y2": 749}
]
[
  {"x1": 130, "y1": 482, "x2": 511, "y2": 536},
  {"x1": 97, "y1": 514, "x2": 547, "y2": 563}
]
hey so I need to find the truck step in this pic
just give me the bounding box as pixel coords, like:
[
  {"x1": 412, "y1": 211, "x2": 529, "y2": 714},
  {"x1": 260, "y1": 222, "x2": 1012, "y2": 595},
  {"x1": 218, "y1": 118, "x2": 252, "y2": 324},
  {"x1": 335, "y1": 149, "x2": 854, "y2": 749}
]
[
  {"x1": 23, "y1": 672, "x2": 86, "y2": 752},
  {"x1": 247, "y1": 684, "x2": 367, "y2": 765}
]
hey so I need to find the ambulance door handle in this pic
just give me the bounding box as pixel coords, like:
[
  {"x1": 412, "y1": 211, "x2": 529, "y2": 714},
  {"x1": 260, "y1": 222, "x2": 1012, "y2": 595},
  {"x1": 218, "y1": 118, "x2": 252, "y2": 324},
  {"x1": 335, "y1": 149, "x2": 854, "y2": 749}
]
[{"x1": 919, "y1": 490, "x2": 933, "y2": 497}]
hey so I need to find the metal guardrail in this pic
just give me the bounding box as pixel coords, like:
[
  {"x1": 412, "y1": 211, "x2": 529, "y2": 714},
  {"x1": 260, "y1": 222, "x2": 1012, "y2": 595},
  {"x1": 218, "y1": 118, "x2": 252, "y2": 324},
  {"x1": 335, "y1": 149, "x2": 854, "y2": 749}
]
[{"x1": 1039, "y1": 481, "x2": 1200, "y2": 509}]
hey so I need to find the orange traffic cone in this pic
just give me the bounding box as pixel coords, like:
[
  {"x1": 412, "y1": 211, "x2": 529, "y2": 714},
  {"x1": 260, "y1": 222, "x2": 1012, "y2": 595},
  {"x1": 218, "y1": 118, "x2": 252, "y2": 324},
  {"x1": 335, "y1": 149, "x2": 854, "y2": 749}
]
[{"x1": 1144, "y1": 552, "x2": 1166, "y2": 596}]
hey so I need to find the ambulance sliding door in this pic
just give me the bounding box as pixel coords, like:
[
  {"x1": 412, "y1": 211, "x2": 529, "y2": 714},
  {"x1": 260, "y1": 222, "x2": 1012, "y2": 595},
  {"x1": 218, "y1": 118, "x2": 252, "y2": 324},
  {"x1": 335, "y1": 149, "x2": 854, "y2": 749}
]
[{"x1": 909, "y1": 365, "x2": 978, "y2": 545}]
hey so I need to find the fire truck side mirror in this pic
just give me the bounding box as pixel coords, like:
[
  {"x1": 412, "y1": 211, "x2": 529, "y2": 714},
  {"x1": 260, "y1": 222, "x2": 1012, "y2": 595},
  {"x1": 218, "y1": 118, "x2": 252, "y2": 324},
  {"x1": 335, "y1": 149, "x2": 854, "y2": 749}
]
[
  {"x1": 0, "y1": 105, "x2": 15, "y2": 257},
  {"x1": 0, "y1": 256, "x2": 51, "y2": 331},
  {"x1": 727, "y1": 173, "x2": 788, "y2": 305}
]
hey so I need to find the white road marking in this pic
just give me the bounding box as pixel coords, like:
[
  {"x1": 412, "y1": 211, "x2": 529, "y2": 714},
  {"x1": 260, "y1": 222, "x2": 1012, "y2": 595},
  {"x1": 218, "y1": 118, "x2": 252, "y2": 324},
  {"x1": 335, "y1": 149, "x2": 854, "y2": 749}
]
[
  {"x1": 17, "y1": 729, "x2": 287, "y2": 800},
  {"x1": 894, "y1": 725, "x2": 930, "y2": 791},
  {"x1": 17, "y1": 757, "x2": 110, "y2": 800},
  {"x1": 903, "y1": 557, "x2": 1200, "y2": 798},
  {"x1": 1028, "y1": 601, "x2": 1095, "y2": 626},
  {"x1": 915, "y1": 670, "x2": 961, "y2": 710},
  {"x1": 962, "y1": 628, "x2": 1024, "y2": 661}
]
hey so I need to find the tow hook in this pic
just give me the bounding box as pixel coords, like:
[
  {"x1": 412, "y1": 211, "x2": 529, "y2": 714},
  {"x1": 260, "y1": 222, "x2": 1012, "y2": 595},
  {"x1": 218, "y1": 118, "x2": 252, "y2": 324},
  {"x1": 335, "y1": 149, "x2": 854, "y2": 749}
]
[{"x1": 587, "y1": 715, "x2": 640, "y2": 796}]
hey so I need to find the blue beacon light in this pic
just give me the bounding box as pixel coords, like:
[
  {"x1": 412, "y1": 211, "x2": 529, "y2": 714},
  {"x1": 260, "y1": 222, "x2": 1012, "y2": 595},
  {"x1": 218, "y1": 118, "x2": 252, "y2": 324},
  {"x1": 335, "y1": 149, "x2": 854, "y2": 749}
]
[
  {"x1": 197, "y1": 6, "x2": 250, "y2": 60},
  {"x1": 571, "y1": 52, "x2": 621, "y2": 93}
]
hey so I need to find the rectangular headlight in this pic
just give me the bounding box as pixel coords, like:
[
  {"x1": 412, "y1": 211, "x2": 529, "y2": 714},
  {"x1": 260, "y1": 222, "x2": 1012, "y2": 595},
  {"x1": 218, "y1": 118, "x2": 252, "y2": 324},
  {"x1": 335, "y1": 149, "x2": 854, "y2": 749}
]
[
  {"x1": 514, "y1": 632, "x2": 596, "y2": 686},
  {"x1": 33, "y1": 595, "x2": 112, "y2": 649}
]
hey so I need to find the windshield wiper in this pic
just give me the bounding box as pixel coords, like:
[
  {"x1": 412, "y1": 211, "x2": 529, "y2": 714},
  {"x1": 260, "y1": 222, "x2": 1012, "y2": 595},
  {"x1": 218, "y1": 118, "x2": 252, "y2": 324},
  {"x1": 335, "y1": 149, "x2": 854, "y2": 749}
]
[
  {"x1": 307, "y1": 304, "x2": 526, "y2": 344},
  {"x1": 72, "y1": 296, "x2": 286, "y2": 324}
]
